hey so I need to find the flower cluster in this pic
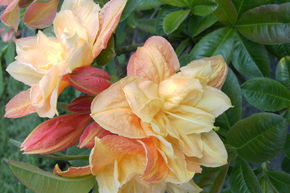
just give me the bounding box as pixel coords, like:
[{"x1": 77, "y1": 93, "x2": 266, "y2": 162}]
[{"x1": 5, "y1": 0, "x2": 232, "y2": 193}]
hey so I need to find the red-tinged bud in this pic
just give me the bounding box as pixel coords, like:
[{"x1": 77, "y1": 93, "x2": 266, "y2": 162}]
[
  {"x1": 21, "y1": 113, "x2": 91, "y2": 154},
  {"x1": 67, "y1": 96, "x2": 94, "y2": 114},
  {"x1": 67, "y1": 66, "x2": 111, "y2": 95},
  {"x1": 78, "y1": 122, "x2": 111, "y2": 149}
]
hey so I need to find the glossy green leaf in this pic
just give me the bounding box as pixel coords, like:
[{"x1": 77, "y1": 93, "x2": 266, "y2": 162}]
[
  {"x1": 195, "y1": 165, "x2": 229, "y2": 193},
  {"x1": 267, "y1": 43, "x2": 290, "y2": 58},
  {"x1": 267, "y1": 171, "x2": 290, "y2": 193},
  {"x1": 6, "y1": 159, "x2": 96, "y2": 193},
  {"x1": 233, "y1": 34, "x2": 270, "y2": 78},
  {"x1": 136, "y1": 0, "x2": 162, "y2": 11},
  {"x1": 285, "y1": 134, "x2": 290, "y2": 159},
  {"x1": 242, "y1": 78, "x2": 290, "y2": 111},
  {"x1": 4, "y1": 42, "x2": 16, "y2": 65},
  {"x1": 237, "y1": 3, "x2": 290, "y2": 44},
  {"x1": 96, "y1": 37, "x2": 115, "y2": 66},
  {"x1": 281, "y1": 157, "x2": 290, "y2": 173},
  {"x1": 159, "y1": 0, "x2": 188, "y2": 7},
  {"x1": 120, "y1": 0, "x2": 142, "y2": 21},
  {"x1": 163, "y1": 9, "x2": 190, "y2": 34},
  {"x1": 216, "y1": 69, "x2": 242, "y2": 130},
  {"x1": 229, "y1": 158, "x2": 262, "y2": 193},
  {"x1": 188, "y1": 14, "x2": 218, "y2": 38},
  {"x1": 190, "y1": 27, "x2": 235, "y2": 63},
  {"x1": 191, "y1": 0, "x2": 217, "y2": 16},
  {"x1": 276, "y1": 56, "x2": 290, "y2": 87},
  {"x1": 259, "y1": 176, "x2": 278, "y2": 193},
  {"x1": 228, "y1": 113, "x2": 287, "y2": 163},
  {"x1": 214, "y1": 0, "x2": 238, "y2": 25}
]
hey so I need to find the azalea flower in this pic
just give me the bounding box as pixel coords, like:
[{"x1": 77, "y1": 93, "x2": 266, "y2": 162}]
[
  {"x1": 0, "y1": 0, "x2": 59, "y2": 30},
  {"x1": 5, "y1": 0, "x2": 127, "y2": 118},
  {"x1": 90, "y1": 36, "x2": 231, "y2": 179}
]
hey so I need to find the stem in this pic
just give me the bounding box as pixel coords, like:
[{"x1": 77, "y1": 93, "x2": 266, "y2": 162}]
[{"x1": 116, "y1": 43, "x2": 143, "y2": 55}]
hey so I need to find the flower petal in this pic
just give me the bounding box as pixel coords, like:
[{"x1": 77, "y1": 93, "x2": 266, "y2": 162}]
[
  {"x1": 196, "y1": 86, "x2": 232, "y2": 117},
  {"x1": 54, "y1": 164, "x2": 91, "y2": 177},
  {"x1": 166, "y1": 105, "x2": 215, "y2": 134},
  {"x1": 200, "y1": 130, "x2": 228, "y2": 167},
  {"x1": 67, "y1": 66, "x2": 111, "y2": 95},
  {"x1": 127, "y1": 36, "x2": 179, "y2": 83},
  {"x1": 60, "y1": 0, "x2": 100, "y2": 44},
  {"x1": 159, "y1": 74, "x2": 203, "y2": 110},
  {"x1": 167, "y1": 181, "x2": 202, "y2": 193},
  {"x1": 6, "y1": 61, "x2": 43, "y2": 86},
  {"x1": 180, "y1": 55, "x2": 228, "y2": 89},
  {"x1": 24, "y1": 0, "x2": 58, "y2": 28},
  {"x1": 0, "y1": 0, "x2": 11, "y2": 6},
  {"x1": 5, "y1": 89, "x2": 36, "y2": 118},
  {"x1": 0, "y1": 0, "x2": 20, "y2": 30},
  {"x1": 91, "y1": 77, "x2": 146, "y2": 138},
  {"x1": 123, "y1": 78, "x2": 162, "y2": 122},
  {"x1": 68, "y1": 96, "x2": 94, "y2": 114},
  {"x1": 78, "y1": 122, "x2": 111, "y2": 148},
  {"x1": 21, "y1": 113, "x2": 91, "y2": 154},
  {"x1": 93, "y1": 0, "x2": 127, "y2": 57}
]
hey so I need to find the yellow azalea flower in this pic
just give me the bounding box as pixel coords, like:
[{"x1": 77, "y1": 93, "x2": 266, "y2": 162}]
[
  {"x1": 5, "y1": 0, "x2": 127, "y2": 118},
  {"x1": 91, "y1": 36, "x2": 231, "y2": 170}
]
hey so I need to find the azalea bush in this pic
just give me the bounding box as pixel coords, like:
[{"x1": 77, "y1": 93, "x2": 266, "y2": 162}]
[{"x1": 0, "y1": 0, "x2": 289, "y2": 193}]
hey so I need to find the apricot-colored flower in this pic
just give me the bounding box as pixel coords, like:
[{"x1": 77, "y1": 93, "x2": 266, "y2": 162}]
[
  {"x1": 5, "y1": 0, "x2": 126, "y2": 118},
  {"x1": 55, "y1": 134, "x2": 202, "y2": 193},
  {"x1": 90, "y1": 36, "x2": 231, "y2": 181},
  {"x1": 0, "y1": 0, "x2": 59, "y2": 30}
]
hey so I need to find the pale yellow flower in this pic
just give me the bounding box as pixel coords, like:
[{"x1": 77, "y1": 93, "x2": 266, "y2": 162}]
[{"x1": 5, "y1": 0, "x2": 127, "y2": 118}]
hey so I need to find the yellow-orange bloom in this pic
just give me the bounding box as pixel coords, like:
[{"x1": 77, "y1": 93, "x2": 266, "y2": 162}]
[
  {"x1": 5, "y1": 0, "x2": 127, "y2": 118},
  {"x1": 90, "y1": 36, "x2": 232, "y2": 189}
]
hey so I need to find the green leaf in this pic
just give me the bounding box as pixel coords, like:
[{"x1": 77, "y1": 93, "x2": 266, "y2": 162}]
[
  {"x1": 195, "y1": 165, "x2": 229, "y2": 193},
  {"x1": 232, "y1": 34, "x2": 270, "y2": 78},
  {"x1": 241, "y1": 78, "x2": 290, "y2": 111},
  {"x1": 267, "y1": 171, "x2": 290, "y2": 193},
  {"x1": 190, "y1": 27, "x2": 235, "y2": 63},
  {"x1": 96, "y1": 37, "x2": 115, "y2": 66},
  {"x1": 229, "y1": 158, "x2": 262, "y2": 193},
  {"x1": 120, "y1": 0, "x2": 142, "y2": 21},
  {"x1": 228, "y1": 113, "x2": 288, "y2": 163},
  {"x1": 267, "y1": 43, "x2": 290, "y2": 58},
  {"x1": 163, "y1": 9, "x2": 191, "y2": 34},
  {"x1": 259, "y1": 176, "x2": 279, "y2": 193},
  {"x1": 276, "y1": 56, "x2": 290, "y2": 87},
  {"x1": 281, "y1": 157, "x2": 290, "y2": 173},
  {"x1": 191, "y1": 0, "x2": 217, "y2": 16},
  {"x1": 216, "y1": 69, "x2": 242, "y2": 130},
  {"x1": 187, "y1": 14, "x2": 218, "y2": 38},
  {"x1": 6, "y1": 159, "x2": 96, "y2": 193},
  {"x1": 136, "y1": 0, "x2": 162, "y2": 11},
  {"x1": 214, "y1": 0, "x2": 238, "y2": 25},
  {"x1": 159, "y1": 0, "x2": 188, "y2": 7},
  {"x1": 237, "y1": 3, "x2": 290, "y2": 45},
  {"x1": 285, "y1": 134, "x2": 290, "y2": 159},
  {"x1": 4, "y1": 41, "x2": 16, "y2": 65},
  {"x1": 0, "y1": 63, "x2": 3, "y2": 98}
]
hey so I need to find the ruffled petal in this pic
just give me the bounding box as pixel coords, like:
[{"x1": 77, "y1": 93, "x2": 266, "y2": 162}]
[
  {"x1": 196, "y1": 86, "x2": 232, "y2": 117},
  {"x1": 180, "y1": 55, "x2": 228, "y2": 89},
  {"x1": 123, "y1": 78, "x2": 162, "y2": 122},
  {"x1": 5, "y1": 89, "x2": 36, "y2": 118},
  {"x1": 167, "y1": 181, "x2": 202, "y2": 193},
  {"x1": 127, "y1": 36, "x2": 179, "y2": 83},
  {"x1": 93, "y1": 0, "x2": 127, "y2": 57},
  {"x1": 6, "y1": 61, "x2": 43, "y2": 86},
  {"x1": 61, "y1": 0, "x2": 100, "y2": 44},
  {"x1": 91, "y1": 77, "x2": 146, "y2": 138},
  {"x1": 199, "y1": 130, "x2": 228, "y2": 167},
  {"x1": 166, "y1": 105, "x2": 215, "y2": 134}
]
